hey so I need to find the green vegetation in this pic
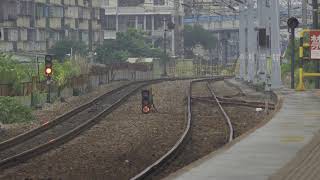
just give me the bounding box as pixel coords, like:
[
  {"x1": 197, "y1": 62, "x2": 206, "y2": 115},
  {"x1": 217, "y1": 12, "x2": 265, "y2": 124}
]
[
  {"x1": 48, "y1": 40, "x2": 88, "y2": 61},
  {"x1": 54, "y1": 59, "x2": 81, "y2": 97},
  {"x1": 0, "y1": 52, "x2": 81, "y2": 98},
  {"x1": 95, "y1": 29, "x2": 163, "y2": 64},
  {"x1": 0, "y1": 53, "x2": 41, "y2": 95},
  {"x1": 0, "y1": 97, "x2": 34, "y2": 124},
  {"x1": 184, "y1": 25, "x2": 217, "y2": 53}
]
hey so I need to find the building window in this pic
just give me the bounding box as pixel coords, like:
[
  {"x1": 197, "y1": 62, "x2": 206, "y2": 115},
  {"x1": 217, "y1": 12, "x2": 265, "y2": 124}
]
[
  {"x1": 146, "y1": 15, "x2": 152, "y2": 30},
  {"x1": 103, "y1": 0, "x2": 109, "y2": 6},
  {"x1": 128, "y1": 16, "x2": 136, "y2": 28},
  {"x1": 106, "y1": 15, "x2": 116, "y2": 30},
  {"x1": 154, "y1": 15, "x2": 164, "y2": 30},
  {"x1": 137, "y1": 15, "x2": 144, "y2": 30},
  {"x1": 49, "y1": 6, "x2": 64, "y2": 18},
  {"x1": 266, "y1": 0, "x2": 270, "y2": 7},
  {"x1": 118, "y1": 0, "x2": 144, "y2": 7},
  {"x1": 118, "y1": 16, "x2": 127, "y2": 31},
  {"x1": 154, "y1": 0, "x2": 165, "y2": 5}
]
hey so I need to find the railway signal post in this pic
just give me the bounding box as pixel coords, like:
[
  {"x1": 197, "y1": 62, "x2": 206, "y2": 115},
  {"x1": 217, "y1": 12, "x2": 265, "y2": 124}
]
[
  {"x1": 141, "y1": 89, "x2": 154, "y2": 114},
  {"x1": 45, "y1": 55, "x2": 53, "y2": 103},
  {"x1": 287, "y1": 17, "x2": 299, "y2": 89}
]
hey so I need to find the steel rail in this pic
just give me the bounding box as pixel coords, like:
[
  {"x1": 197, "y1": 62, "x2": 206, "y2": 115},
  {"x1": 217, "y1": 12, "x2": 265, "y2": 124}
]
[
  {"x1": 0, "y1": 82, "x2": 151, "y2": 170},
  {"x1": 191, "y1": 97, "x2": 275, "y2": 110},
  {"x1": 0, "y1": 77, "x2": 209, "y2": 152},
  {"x1": 0, "y1": 77, "x2": 208, "y2": 170},
  {"x1": 130, "y1": 77, "x2": 225, "y2": 180},
  {"x1": 0, "y1": 81, "x2": 137, "y2": 152},
  {"x1": 206, "y1": 81, "x2": 234, "y2": 142}
]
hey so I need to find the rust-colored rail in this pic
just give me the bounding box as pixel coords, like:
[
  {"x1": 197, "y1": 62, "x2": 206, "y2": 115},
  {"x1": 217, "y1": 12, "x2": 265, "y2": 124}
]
[
  {"x1": 0, "y1": 77, "x2": 208, "y2": 170},
  {"x1": 130, "y1": 76, "x2": 227, "y2": 180},
  {"x1": 192, "y1": 97, "x2": 275, "y2": 110},
  {"x1": 206, "y1": 82, "x2": 234, "y2": 142}
]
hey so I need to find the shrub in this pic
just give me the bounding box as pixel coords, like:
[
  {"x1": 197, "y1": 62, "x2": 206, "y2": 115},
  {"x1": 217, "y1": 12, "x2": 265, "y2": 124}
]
[
  {"x1": 0, "y1": 97, "x2": 35, "y2": 124},
  {"x1": 48, "y1": 40, "x2": 88, "y2": 61}
]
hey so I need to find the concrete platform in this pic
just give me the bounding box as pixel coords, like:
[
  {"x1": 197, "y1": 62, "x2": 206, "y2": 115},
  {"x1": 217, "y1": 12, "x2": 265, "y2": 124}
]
[{"x1": 166, "y1": 87, "x2": 320, "y2": 180}]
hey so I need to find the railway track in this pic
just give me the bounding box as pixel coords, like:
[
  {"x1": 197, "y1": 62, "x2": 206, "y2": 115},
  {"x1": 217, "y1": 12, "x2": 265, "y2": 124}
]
[
  {"x1": 0, "y1": 80, "x2": 163, "y2": 170},
  {"x1": 130, "y1": 76, "x2": 230, "y2": 180},
  {"x1": 206, "y1": 81, "x2": 234, "y2": 142}
]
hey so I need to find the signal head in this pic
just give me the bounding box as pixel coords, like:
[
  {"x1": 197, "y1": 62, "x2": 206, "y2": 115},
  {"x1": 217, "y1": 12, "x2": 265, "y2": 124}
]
[
  {"x1": 45, "y1": 55, "x2": 53, "y2": 63},
  {"x1": 142, "y1": 90, "x2": 150, "y2": 98},
  {"x1": 44, "y1": 55, "x2": 53, "y2": 77},
  {"x1": 141, "y1": 90, "x2": 151, "y2": 114},
  {"x1": 287, "y1": 17, "x2": 299, "y2": 29}
]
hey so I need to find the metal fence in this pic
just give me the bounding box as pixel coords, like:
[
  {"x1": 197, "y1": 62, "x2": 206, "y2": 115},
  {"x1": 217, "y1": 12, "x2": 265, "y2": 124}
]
[{"x1": 0, "y1": 69, "x2": 153, "y2": 97}]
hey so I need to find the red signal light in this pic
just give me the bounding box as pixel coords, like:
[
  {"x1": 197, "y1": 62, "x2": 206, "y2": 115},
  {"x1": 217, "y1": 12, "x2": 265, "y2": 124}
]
[
  {"x1": 142, "y1": 106, "x2": 150, "y2": 113},
  {"x1": 45, "y1": 67, "x2": 52, "y2": 75}
]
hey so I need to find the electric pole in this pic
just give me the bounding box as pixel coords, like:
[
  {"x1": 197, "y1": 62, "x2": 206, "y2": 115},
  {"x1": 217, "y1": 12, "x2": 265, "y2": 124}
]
[
  {"x1": 302, "y1": 0, "x2": 308, "y2": 28},
  {"x1": 312, "y1": 0, "x2": 319, "y2": 88},
  {"x1": 162, "y1": 17, "x2": 168, "y2": 77},
  {"x1": 164, "y1": 26, "x2": 168, "y2": 76},
  {"x1": 287, "y1": 0, "x2": 291, "y2": 19},
  {"x1": 88, "y1": 0, "x2": 93, "y2": 52}
]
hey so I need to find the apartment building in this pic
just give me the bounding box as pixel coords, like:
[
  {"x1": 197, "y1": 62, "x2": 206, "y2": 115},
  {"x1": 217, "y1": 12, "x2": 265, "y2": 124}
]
[
  {"x1": 101, "y1": 0, "x2": 184, "y2": 57},
  {"x1": 0, "y1": 0, "x2": 105, "y2": 52}
]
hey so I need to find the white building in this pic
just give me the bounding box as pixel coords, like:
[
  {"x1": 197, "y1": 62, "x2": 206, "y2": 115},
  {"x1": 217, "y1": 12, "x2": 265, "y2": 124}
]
[{"x1": 101, "y1": 0, "x2": 184, "y2": 57}]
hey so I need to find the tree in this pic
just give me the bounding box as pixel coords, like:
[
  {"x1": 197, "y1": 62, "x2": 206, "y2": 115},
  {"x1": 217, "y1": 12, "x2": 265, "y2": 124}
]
[
  {"x1": 95, "y1": 29, "x2": 163, "y2": 64},
  {"x1": 95, "y1": 29, "x2": 163, "y2": 80},
  {"x1": 48, "y1": 40, "x2": 88, "y2": 61},
  {"x1": 184, "y1": 25, "x2": 217, "y2": 56},
  {"x1": 95, "y1": 40, "x2": 129, "y2": 64}
]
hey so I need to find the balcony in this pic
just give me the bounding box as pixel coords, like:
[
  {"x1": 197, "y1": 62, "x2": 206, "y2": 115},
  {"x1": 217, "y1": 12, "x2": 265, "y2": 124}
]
[
  {"x1": 104, "y1": 30, "x2": 116, "y2": 39},
  {"x1": 105, "y1": 6, "x2": 176, "y2": 15}
]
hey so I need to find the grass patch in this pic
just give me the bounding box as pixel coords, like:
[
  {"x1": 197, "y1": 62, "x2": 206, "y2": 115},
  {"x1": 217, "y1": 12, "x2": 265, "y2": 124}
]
[{"x1": 0, "y1": 97, "x2": 35, "y2": 124}]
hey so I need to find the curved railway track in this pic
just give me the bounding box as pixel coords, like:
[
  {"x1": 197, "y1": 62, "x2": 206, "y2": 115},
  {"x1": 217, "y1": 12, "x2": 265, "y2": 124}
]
[
  {"x1": 206, "y1": 81, "x2": 234, "y2": 142},
  {"x1": 0, "y1": 79, "x2": 170, "y2": 170},
  {"x1": 131, "y1": 76, "x2": 232, "y2": 180}
]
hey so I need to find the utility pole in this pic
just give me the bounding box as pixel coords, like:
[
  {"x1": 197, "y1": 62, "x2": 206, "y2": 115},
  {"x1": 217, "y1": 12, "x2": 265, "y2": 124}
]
[
  {"x1": 88, "y1": 0, "x2": 93, "y2": 52},
  {"x1": 302, "y1": 0, "x2": 308, "y2": 28},
  {"x1": 288, "y1": 17, "x2": 299, "y2": 89},
  {"x1": 36, "y1": 56, "x2": 40, "y2": 82},
  {"x1": 290, "y1": 26, "x2": 296, "y2": 89},
  {"x1": 287, "y1": 0, "x2": 291, "y2": 32},
  {"x1": 312, "y1": 0, "x2": 320, "y2": 88},
  {"x1": 288, "y1": 0, "x2": 291, "y2": 17},
  {"x1": 225, "y1": 39, "x2": 228, "y2": 65},
  {"x1": 163, "y1": 18, "x2": 168, "y2": 76},
  {"x1": 193, "y1": 0, "x2": 200, "y2": 25}
]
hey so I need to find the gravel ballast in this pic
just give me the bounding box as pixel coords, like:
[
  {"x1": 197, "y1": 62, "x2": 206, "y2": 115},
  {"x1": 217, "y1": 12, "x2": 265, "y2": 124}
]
[
  {"x1": 0, "y1": 81, "x2": 129, "y2": 142},
  {"x1": 0, "y1": 79, "x2": 275, "y2": 180},
  {"x1": 0, "y1": 80, "x2": 190, "y2": 180},
  {"x1": 153, "y1": 80, "x2": 275, "y2": 179}
]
